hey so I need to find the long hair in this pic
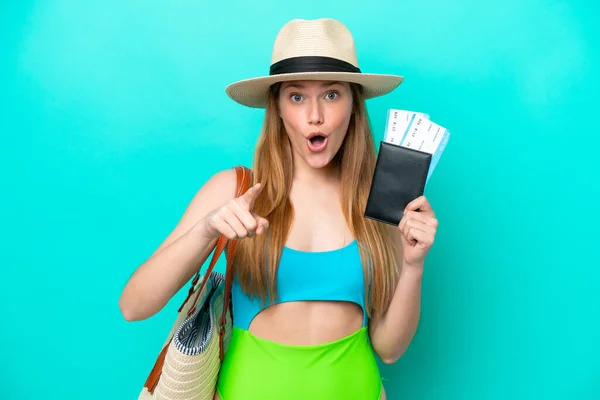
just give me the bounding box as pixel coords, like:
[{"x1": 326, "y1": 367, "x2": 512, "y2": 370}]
[{"x1": 232, "y1": 82, "x2": 401, "y2": 322}]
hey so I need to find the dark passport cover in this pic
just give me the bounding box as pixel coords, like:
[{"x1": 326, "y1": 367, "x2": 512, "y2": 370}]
[{"x1": 364, "y1": 141, "x2": 432, "y2": 226}]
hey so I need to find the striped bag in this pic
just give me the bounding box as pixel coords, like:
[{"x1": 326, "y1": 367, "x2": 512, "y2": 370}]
[{"x1": 139, "y1": 165, "x2": 252, "y2": 400}]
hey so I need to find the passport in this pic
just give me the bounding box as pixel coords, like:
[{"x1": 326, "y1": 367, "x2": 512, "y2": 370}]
[
  {"x1": 364, "y1": 109, "x2": 450, "y2": 225},
  {"x1": 364, "y1": 141, "x2": 432, "y2": 226}
]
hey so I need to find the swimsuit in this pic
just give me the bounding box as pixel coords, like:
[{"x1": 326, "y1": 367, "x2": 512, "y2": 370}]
[{"x1": 216, "y1": 239, "x2": 383, "y2": 399}]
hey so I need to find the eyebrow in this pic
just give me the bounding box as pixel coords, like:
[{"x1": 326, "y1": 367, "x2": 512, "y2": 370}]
[{"x1": 283, "y1": 81, "x2": 343, "y2": 90}]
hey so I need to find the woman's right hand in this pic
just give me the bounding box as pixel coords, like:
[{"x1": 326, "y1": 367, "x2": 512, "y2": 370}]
[{"x1": 200, "y1": 183, "x2": 269, "y2": 241}]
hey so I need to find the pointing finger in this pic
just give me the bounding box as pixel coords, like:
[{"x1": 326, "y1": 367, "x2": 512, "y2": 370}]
[{"x1": 238, "y1": 183, "x2": 263, "y2": 209}]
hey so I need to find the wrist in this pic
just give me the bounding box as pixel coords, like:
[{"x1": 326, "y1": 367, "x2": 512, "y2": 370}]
[
  {"x1": 401, "y1": 261, "x2": 424, "y2": 277},
  {"x1": 191, "y1": 218, "x2": 218, "y2": 242}
]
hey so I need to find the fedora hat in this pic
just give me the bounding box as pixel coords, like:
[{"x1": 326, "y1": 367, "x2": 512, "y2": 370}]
[{"x1": 225, "y1": 18, "x2": 404, "y2": 108}]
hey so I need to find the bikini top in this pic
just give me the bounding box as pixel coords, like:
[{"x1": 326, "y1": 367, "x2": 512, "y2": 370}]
[{"x1": 230, "y1": 239, "x2": 368, "y2": 330}]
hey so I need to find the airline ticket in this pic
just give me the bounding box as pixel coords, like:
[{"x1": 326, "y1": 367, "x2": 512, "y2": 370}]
[{"x1": 383, "y1": 109, "x2": 450, "y2": 183}]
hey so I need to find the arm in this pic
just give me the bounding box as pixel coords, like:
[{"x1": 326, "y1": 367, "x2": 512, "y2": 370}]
[
  {"x1": 369, "y1": 196, "x2": 438, "y2": 364},
  {"x1": 118, "y1": 168, "x2": 239, "y2": 322},
  {"x1": 368, "y1": 227, "x2": 424, "y2": 364}
]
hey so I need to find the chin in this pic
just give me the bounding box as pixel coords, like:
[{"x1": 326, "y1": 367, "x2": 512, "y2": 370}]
[{"x1": 304, "y1": 153, "x2": 336, "y2": 169}]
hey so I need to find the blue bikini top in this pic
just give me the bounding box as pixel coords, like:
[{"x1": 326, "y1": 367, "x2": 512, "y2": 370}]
[{"x1": 230, "y1": 239, "x2": 368, "y2": 330}]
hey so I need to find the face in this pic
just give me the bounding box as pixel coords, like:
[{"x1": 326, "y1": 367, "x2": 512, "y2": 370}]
[{"x1": 277, "y1": 80, "x2": 353, "y2": 170}]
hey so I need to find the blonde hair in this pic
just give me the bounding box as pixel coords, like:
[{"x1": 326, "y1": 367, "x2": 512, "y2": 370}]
[{"x1": 232, "y1": 82, "x2": 400, "y2": 322}]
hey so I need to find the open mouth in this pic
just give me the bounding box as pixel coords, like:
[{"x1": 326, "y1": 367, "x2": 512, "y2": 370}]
[
  {"x1": 309, "y1": 135, "x2": 326, "y2": 146},
  {"x1": 307, "y1": 134, "x2": 328, "y2": 152}
]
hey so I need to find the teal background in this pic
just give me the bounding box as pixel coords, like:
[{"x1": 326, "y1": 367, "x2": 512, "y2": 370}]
[{"x1": 1, "y1": 0, "x2": 599, "y2": 399}]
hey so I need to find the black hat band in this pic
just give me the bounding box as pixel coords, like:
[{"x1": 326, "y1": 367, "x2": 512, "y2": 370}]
[{"x1": 269, "y1": 56, "x2": 361, "y2": 76}]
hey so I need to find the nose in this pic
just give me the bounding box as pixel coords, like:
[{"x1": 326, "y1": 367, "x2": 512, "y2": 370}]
[{"x1": 307, "y1": 100, "x2": 323, "y2": 125}]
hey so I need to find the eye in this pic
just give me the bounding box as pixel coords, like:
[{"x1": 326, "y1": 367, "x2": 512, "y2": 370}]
[
  {"x1": 290, "y1": 93, "x2": 304, "y2": 102},
  {"x1": 325, "y1": 91, "x2": 339, "y2": 100}
]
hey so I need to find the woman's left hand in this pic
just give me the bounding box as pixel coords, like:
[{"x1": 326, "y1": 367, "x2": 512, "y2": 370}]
[{"x1": 398, "y1": 196, "x2": 438, "y2": 269}]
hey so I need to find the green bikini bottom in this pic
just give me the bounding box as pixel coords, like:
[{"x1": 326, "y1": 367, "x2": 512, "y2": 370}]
[{"x1": 216, "y1": 326, "x2": 383, "y2": 399}]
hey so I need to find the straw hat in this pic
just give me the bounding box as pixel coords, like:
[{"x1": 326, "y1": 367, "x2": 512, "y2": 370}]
[{"x1": 225, "y1": 18, "x2": 404, "y2": 108}]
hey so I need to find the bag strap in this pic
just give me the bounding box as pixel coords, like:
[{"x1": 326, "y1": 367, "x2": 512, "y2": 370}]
[
  {"x1": 144, "y1": 165, "x2": 252, "y2": 393},
  {"x1": 181, "y1": 165, "x2": 252, "y2": 357}
]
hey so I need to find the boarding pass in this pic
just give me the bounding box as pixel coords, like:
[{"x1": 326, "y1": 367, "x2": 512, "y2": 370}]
[{"x1": 383, "y1": 109, "x2": 450, "y2": 183}]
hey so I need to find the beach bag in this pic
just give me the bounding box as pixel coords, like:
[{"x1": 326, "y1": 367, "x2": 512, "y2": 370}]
[{"x1": 139, "y1": 165, "x2": 252, "y2": 399}]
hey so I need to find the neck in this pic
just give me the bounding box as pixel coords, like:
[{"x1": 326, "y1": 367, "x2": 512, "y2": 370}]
[{"x1": 292, "y1": 155, "x2": 340, "y2": 186}]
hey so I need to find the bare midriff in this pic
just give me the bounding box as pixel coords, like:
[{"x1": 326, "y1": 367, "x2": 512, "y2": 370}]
[{"x1": 247, "y1": 300, "x2": 364, "y2": 345}]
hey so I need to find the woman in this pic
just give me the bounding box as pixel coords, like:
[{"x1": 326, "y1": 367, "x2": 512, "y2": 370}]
[{"x1": 119, "y1": 18, "x2": 438, "y2": 399}]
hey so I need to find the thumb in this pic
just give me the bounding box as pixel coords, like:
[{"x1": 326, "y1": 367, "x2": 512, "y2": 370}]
[{"x1": 253, "y1": 214, "x2": 269, "y2": 235}]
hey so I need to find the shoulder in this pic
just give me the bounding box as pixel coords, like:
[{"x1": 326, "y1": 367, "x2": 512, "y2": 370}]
[
  {"x1": 147, "y1": 166, "x2": 249, "y2": 256},
  {"x1": 204, "y1": 167, "x2": 239, "y2": 198},
  {"x1": 176, "y1": 166, "x2": 250, "y2": 222},
  {"x1": 198, "y1": 166, "x2": 251, "y2": 205}
]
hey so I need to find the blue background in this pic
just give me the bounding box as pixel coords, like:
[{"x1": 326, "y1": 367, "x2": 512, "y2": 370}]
[{"x1": 1, "y1": 0, "x2": 599, "y2": 399}]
